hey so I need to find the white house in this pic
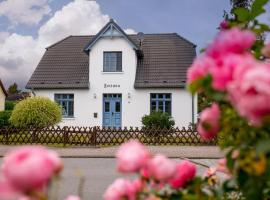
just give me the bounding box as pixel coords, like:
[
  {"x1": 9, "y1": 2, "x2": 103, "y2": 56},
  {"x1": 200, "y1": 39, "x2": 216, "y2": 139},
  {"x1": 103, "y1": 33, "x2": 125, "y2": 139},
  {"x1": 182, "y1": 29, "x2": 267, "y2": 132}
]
[
  {"x1": 26, "y1": 19, "x2": 197, "y2": 128},
  {"x1": 0, "y1": 79, "x2": 7, "y2": 111}
]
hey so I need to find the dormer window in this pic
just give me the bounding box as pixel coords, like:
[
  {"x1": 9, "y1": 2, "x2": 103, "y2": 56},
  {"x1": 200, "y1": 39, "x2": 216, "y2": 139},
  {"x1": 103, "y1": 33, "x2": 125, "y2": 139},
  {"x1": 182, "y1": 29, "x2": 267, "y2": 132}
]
[{"x1": 103, "y1": 51, "x2": 122, "y2": 72}]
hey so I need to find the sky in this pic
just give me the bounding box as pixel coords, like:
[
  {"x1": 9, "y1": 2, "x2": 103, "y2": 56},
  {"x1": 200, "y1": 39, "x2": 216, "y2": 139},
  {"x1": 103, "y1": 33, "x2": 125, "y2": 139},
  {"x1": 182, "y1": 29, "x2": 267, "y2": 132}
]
[{"x1": 0, "y1": 0, "x2": 269, "y2": 89}]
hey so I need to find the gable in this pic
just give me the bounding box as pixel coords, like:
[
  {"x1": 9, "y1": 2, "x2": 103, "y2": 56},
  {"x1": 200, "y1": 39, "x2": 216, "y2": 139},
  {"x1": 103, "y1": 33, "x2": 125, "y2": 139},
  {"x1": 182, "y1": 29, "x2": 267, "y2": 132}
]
[{"x1": 84, "y1": 19, "x2": 139, "y2": 52}]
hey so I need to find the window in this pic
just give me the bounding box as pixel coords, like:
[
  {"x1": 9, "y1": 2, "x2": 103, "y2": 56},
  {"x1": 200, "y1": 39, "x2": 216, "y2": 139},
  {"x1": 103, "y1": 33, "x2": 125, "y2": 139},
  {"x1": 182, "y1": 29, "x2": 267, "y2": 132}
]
[
  {"x1": 103, "y1": 52, "x2": 122, "y2": 72},
  {"x1": 54, "y1": 94, "x2": 74, "y2": 117},
  {"x1": 150, "y1": 93, "x2": 171, "y2": 115}
]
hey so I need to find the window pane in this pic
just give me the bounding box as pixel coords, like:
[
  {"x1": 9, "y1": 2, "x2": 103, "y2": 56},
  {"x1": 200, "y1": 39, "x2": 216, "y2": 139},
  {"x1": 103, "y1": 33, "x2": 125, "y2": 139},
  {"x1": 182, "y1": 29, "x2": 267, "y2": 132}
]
[
  {"x1": 68, "y1": 101, "x2": 74, "y2": 116},
  {"x1": 151, "y1": 94, "x2": 156, "y2": 99},
  {"x1": 158, "y1": 94, "x2": 164, "y2": 99},
  {"x1": 158, "y1": 101, "x2": 163, "y2": 112},
  {"x1": 105, "y1": 102, "x2": 110, "y2": 112},
  {"x1": 165, "y1": 94, "x2": 171, "y2": 99},
  {"x1": 151, "y1": 101, "x2": 156, "y2": 112},
  {"x1": 61, "y1": 102, "x2": 68, "y2": 116},
  {"x1": 116, "y1": 52, "x2": 122, "y2": 71},
  {"x1": 104, "y1": 52, "x2": 122, "y2": 72},
  {"x1": 165, "y1": 101, "x2": 171, "y2": 115},
  {"x1": 115, "y1": 102, "x2": 120, "y2": 112}
]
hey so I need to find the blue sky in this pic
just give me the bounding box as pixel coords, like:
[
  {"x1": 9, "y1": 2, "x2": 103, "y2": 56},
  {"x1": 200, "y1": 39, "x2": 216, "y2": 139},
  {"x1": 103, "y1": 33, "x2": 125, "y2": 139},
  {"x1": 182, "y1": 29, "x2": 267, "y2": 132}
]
[{"x1": 0, "y1": 0, "x2": 269, "y2": 89}]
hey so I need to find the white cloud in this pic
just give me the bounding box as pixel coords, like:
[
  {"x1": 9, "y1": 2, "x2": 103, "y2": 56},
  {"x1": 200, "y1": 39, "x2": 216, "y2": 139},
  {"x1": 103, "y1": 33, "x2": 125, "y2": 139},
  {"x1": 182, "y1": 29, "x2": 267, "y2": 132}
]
[
  {"x1": 0, "y1": 0, "x2": 51, "y2": 26},
  {"x1": 124, "y1": 28, "x2": 137, "y2": 34},
  {"x1": 0, "y1": 0, "x2": 136, "y2": 88},
  {"x1": 38, "y1": 0, "x2": 110, "y2": 46}
]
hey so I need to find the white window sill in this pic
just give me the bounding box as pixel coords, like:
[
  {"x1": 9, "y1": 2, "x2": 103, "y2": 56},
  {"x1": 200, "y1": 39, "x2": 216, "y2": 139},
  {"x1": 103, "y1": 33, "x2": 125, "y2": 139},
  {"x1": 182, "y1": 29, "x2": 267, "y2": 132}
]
[
  {"x1": 62, "y1": 117, "x2": 75, "y2": 120},
  {"x1": 101, "y1": 71, "x2": 124, "y2": 74}
]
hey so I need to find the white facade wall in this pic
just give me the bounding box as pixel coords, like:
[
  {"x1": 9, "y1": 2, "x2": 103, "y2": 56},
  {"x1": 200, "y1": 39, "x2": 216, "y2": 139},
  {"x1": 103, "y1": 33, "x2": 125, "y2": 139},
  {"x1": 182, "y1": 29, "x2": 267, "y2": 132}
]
[
  {"x1": 0, "y1": 88, "x2": 5, "y2": 111},
  {"x1": 34, "y1": 37, "x2": 197, "y2": 127}
]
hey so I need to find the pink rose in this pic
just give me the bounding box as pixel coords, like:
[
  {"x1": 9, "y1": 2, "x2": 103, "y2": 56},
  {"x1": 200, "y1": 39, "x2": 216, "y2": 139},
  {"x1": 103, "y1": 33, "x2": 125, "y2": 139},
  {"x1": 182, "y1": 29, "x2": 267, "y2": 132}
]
[
  {"x1": 147, "y1": 154, "x2": 176, "y2": 181},
  {"x1": 65, "y1": 195, "x2": 81, "y2": 200},
  {"x1": 217, "y1": 159, "x2": 231, "y2": 176},
  {"x1": 219, "y1": 20, "x2": 229, "y2": 30},
  {"x1": 103, "y1": 178, "x2": 139, "y2": 200},
  {"x1": 187, "y1": 56, "x2": 215, "y2": 84},
  {"x1": 228, "y1": 63, "x2": 270, "y2": 126},
  {"x1": 198, "y1": 103, "x2": 220, "y2": 140},
  {"x1": 0, "y1": 177, "x2": 20, "y2": 200},
  {"x1": 116, "y1": 140, "x2": 150, "y2": 173},
  {"x1": 169, "y1": 160, "x2": 196, "y2": 189},
  {"x1": 206, "y1": 28, "x2": 256, "y2": 59},
  {"x1": 204, "y1": 167, "x2": 217, "y2": 178},
  {"x1": 1, "y1": 146, "x2": 62, "y2": 193},
  {"x1": 209, "y1": 53, "x2": 254, "y2": 91}
]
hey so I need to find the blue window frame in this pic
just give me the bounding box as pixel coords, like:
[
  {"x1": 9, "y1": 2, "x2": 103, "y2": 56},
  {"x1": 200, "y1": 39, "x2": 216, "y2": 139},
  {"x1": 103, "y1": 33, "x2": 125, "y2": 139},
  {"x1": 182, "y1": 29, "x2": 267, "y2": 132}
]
[
  {"x1": 150, "y1": 93, "x2": 171, "y2": 115},
  {"x1": 54, "y1": 94, "x2": 74, "y2": 118},
  {"x1": 103, "y1": 51, "x2": 122, "y2": 72}
]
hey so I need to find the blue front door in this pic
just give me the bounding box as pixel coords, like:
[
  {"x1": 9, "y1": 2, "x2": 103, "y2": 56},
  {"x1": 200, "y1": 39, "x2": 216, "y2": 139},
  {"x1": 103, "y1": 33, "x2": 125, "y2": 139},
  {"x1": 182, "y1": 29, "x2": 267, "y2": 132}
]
[{"x1": 103, "y1": 94, "x2": 122, "y2": 128}]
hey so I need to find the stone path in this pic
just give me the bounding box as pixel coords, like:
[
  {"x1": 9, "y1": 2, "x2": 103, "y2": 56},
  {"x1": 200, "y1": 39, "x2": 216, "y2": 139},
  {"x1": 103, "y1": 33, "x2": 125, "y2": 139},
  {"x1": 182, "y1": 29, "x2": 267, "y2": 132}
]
[{"x1": 0, "y1": 145, "x2": 223, "y2": 158}]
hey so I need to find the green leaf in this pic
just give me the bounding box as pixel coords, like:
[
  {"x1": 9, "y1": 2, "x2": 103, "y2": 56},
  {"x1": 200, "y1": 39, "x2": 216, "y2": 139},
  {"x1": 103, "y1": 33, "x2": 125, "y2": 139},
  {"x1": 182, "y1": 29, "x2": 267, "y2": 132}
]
[
  {"x1": 234, "y1": 7, "x2": 251, "y2": 22},
  {"x1": 256, "y1": 139, "x2": 270, "y2": 154},
  {"x1": 251, "y1": 0, "x2": 268, "y2": 18}
]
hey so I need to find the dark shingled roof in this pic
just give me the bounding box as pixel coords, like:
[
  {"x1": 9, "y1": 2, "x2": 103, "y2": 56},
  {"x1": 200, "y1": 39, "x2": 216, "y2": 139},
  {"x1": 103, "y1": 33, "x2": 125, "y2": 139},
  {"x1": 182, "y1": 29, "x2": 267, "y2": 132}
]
[{"x1": 26, "y1": 33, "x2": 196, "y2": 89}]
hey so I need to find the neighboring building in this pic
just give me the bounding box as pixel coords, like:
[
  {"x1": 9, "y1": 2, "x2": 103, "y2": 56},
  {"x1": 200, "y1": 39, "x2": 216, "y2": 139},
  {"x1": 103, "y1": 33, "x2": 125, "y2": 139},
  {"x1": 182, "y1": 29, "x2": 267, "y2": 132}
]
[
  {"x1": 0, "y1": 79, "x2": 7, "y2": 111},
  {"x1": 6, "y1": 92, "x2": 31, "y2": 102},
  {"x1": 27, "y1": 19, "x2": 197, "y2": 128}
]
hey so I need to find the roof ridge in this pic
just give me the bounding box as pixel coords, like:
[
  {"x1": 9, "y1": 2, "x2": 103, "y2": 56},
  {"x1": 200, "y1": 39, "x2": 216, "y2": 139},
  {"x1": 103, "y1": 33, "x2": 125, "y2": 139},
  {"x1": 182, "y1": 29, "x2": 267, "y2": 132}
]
[
  {"x1": 174, "y1": 33, "x2": 196, "y2": 48},
  {"x1": 46, "y1": 35, "x2": 73, "y2": 50}
]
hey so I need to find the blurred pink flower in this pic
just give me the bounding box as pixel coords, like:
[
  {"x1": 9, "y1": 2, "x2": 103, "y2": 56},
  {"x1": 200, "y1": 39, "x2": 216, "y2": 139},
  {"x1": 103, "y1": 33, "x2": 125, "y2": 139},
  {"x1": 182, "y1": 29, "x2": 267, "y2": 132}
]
[
  {"x1": 204, "y1": 167, "x2": 217, "y2": 178},
  {"x1": 228, "y1": 63, "x2": 270, "y2": 126},
  {"x1": 209, "y1": 53, "x2": 254, "y2": 91},
  {"x1": 65, "y1": 195, "x2": 81, "y2": 200},
  {"x1": 1, "y1": 146, "x2": 62, "y2": 193},
  {"x1": 198, "y1": 103, "x2": 220, "y2": 140},
  {"x1": 220, "y1": 20, "x2": 229, "y2": 30},
  {"x1": 116, "y1": 140, "x2": 150, "y2": 173},
  {"x1": 0, "y1": 177, "x2": 20, "y2": 200},
  {"x1": 169, "y1": 160, "x2": 196, "y2": 189},
  {"x1": 217, "y1": 158, "x2": 231, "y2": 176},
  {"x1": 103, "y1": 178, "x2": 139, "y2": 200},
  {"x1": 147, "y1": 154, "x2": 176, "y2": 182},
  {"x1": 187, "y1": 56, "x2": 215, "y2": 84},
  {"x1": 206, "y1": 28, "x2": 256, "y2": 59}
]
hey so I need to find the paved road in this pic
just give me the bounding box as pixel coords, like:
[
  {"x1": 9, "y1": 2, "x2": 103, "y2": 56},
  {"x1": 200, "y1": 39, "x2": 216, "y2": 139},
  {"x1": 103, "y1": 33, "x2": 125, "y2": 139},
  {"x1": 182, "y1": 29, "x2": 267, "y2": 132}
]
[
  {"x1": 0, "y1": 145, "x2": 223, "y2": 158},
  {"x1": 0, "y1": 158, "x2": 219, "y2": 200},
  {"x1": 0, "y1": 146, "x2": 223, "y2": 199}
]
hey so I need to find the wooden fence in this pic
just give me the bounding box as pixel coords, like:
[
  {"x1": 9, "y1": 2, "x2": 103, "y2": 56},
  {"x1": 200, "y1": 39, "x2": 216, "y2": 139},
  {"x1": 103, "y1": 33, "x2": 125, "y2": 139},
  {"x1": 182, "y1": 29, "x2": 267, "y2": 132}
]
[{"x1": 0, "y1": 126, "x2": 216, "y2": 146}]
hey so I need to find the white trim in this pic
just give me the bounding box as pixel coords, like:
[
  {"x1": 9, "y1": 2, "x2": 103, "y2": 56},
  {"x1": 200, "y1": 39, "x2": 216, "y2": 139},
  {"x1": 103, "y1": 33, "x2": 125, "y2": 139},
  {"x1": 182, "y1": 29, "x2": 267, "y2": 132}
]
[{"x1": 101, "y1": 71, "x2": 124, "y2": 74}]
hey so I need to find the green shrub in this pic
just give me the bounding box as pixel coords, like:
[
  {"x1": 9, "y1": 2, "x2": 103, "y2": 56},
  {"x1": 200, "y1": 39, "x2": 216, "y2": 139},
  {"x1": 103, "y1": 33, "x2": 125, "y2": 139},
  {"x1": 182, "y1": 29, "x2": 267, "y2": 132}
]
[
  {"x1": 141, "y1": 111, "x2": 175, "y2": 129},
  {"x1": 5, "y1": 101, "x2": 16, "y2": 110},
  {"x1": 0, "y1": 111, "x2": 12, "y2": 127},
  {"x1": 10, "y1": 97, "x2": 62, "y2": 128}
]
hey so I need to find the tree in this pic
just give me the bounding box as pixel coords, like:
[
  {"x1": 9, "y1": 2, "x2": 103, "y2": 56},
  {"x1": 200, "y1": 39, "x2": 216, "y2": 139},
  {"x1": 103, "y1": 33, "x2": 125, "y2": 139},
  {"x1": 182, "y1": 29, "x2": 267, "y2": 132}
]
[
  {"x1": 7, "y1": 83, "x2": 19, "y2": 94},
  {"x1": 10, "y1": 97, "x2": 62, "y2": 128}
]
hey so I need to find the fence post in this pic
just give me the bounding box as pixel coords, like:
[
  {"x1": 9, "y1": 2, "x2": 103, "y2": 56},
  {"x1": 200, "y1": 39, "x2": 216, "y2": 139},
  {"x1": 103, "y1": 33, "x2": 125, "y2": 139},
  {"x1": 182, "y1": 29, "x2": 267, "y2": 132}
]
[
  {"x1": 5, "y1": 127, "x2": 9, "y2": 145},
  {"x1": 92, "y1": 126, "x2": 97, "y2": 147},
  {"x1": 63, "y1": 126, "x2": 68, "y2": 146}
]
